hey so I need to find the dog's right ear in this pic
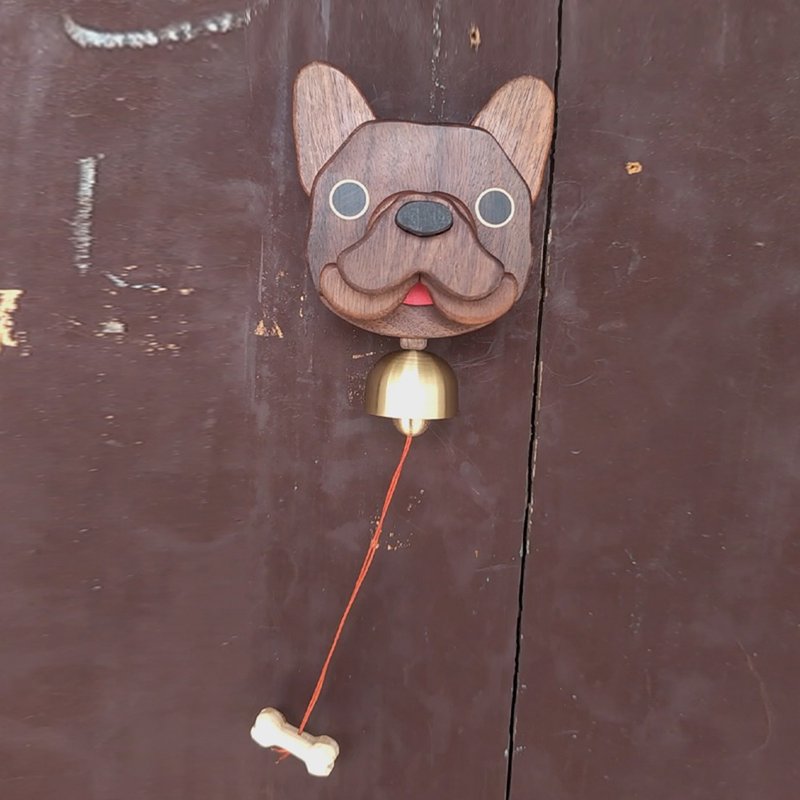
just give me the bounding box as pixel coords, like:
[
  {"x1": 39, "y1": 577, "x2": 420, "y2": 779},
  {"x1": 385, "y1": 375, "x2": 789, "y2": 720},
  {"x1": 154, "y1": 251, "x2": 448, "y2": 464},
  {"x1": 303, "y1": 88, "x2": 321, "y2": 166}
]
[
  {"x1": 472, "y1": 76, "x2": 554, "y2": 201},
  {"x1": 293, "y1": 62, "x2": 376, "y2": 194}
]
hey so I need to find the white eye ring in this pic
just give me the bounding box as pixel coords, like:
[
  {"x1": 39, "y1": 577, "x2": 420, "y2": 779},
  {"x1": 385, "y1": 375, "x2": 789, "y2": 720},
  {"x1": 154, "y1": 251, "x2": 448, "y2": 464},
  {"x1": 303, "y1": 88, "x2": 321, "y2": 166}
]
[
  {"x1": 475, "y1": 187, "x2": 515, "y2": 228},
  {"x1": 328, "y1": 179, "x2": 370, "y2": 220}
]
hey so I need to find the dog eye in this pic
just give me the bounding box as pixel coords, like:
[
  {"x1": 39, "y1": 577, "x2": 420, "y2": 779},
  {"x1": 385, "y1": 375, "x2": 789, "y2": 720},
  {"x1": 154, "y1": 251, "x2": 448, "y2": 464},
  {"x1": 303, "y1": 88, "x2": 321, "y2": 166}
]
[
  {"x1": 329, "y1": 179, "x2": 369, "y2": 220},
  {"x1": 475, "y1": 188, "x2": 515, "y2": 228}
]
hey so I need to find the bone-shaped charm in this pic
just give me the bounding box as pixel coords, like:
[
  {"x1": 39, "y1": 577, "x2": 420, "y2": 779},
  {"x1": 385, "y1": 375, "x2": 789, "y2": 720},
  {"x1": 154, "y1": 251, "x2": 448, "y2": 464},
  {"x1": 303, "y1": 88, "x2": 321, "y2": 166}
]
[{"x1": 250, "y1": 708, "x2": 340, "y2": 777}]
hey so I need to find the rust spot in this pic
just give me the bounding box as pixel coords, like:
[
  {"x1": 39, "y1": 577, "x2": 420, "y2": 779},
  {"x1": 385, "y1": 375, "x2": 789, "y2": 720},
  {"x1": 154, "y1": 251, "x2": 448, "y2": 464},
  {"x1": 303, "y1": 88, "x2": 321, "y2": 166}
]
[
  {"x1": 469, "y1": 23, "x2": 481, "y2": 50},
  {"x1": 254, "y1": 319, "x2": 283, "y2": 338}
]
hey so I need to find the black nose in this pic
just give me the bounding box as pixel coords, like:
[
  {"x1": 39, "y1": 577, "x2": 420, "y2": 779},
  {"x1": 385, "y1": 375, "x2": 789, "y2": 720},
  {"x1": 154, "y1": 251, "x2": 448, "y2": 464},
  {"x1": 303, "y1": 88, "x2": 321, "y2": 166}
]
[{"x1": 395, "y1": 200, "x2": 453, "y2": 237}]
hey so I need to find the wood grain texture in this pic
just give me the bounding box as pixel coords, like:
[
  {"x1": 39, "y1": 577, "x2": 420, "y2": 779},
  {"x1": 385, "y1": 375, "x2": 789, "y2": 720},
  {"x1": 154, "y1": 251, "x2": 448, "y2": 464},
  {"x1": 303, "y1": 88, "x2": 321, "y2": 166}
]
[
  {"x1": 320, "y1": 264, "x2": 416, "y2": 321},
  {"x1": 472, "y1": 76, "x2": 555, "y2": 202},
  {"x1": 302, "y1": 114, "x2": 549, "y2": 337},
  {"x1": 293, "y1": 62, "x2": 375, "y2": 194},
  {"x1": 294, "y1": 62, "x2": 553, "y2": 339},
  {"x1": 319, "y1": 189, "x2": 514, "y2": 326},
  {"x1": 338, "y1": 196, "x2": 503, "y2": 299},
  {"x1": 430, "y1": 274, "x2": 518, "y2": 326}
]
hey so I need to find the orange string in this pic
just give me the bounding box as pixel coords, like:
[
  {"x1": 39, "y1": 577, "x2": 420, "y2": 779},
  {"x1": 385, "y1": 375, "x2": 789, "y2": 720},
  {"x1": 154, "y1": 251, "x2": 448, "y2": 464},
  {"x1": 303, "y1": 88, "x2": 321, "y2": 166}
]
[{"x1": 278, "y1": 433, "x2": 414, "y2": 757}]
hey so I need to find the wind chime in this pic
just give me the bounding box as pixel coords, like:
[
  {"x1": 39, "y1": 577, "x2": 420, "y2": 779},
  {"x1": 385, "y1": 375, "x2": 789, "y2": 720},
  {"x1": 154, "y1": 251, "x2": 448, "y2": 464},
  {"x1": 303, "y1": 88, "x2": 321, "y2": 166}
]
[{"x1": 250, "y1": 61, "x2": 554, "y2": 776}]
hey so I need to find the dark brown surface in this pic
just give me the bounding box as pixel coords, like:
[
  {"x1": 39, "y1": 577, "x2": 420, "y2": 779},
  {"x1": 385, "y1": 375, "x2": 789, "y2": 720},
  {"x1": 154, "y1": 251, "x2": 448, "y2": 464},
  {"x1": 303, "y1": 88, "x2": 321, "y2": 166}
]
[
  {"x1": 321, "y1": 184, "x2": 515, "y2": 327},
  {"x1": 293, "y1": 61, "x2": 376, "y2": 195},
  {"x1": 511, "y1": 2, "x2": 800, "y2": 799},
  {"x1": 2, "y1": 1, "x2": 798, "y2": 799},
  {"x1": 299, "y1": 68, "x2": 553, "y2": 338},
  {"x1": 1, "y1": 1, "x2": 556, "y2": 799},
  {"x1": 247, "y1": 6, "x2": 554, "y2": 798},
  {"x1": 395, "y1": 199, "x2": 454, "y2": 236},
  {"x1": 471, "y1": 74, "x2": 555, "y2": 202}
]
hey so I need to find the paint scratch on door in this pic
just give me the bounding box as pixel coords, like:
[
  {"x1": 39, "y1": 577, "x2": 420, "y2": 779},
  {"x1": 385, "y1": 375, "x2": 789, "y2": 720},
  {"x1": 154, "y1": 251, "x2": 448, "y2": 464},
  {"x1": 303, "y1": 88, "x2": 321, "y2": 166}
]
[
  {"x1": 63, "y1": 8, "x2": 256, "y2": 50},
  {"x1": 254, "y1": 319, "x2": 284, "y2": 338},
  {"x1": 319, "y1": 0, "x2": 331, "y2": 44},
  {"x1": 429, "y1": 0, "x2": 444, "y2": 116},
  {"x1": 105, "y1": 273, "x2": 168, "y2": 293},
  {"x1": 71, "y1": 154, "x2": 102, "y2": 274},
  {"x1": 0, "y1": 290, "x2": 24, "y2": 352}
]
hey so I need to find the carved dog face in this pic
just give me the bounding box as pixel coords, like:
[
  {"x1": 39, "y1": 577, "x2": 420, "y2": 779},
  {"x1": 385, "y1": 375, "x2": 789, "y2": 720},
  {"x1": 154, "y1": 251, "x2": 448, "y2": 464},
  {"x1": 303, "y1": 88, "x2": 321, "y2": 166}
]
[{"x1": 293, "y1": 62, "x2": 554, "y2": 339}]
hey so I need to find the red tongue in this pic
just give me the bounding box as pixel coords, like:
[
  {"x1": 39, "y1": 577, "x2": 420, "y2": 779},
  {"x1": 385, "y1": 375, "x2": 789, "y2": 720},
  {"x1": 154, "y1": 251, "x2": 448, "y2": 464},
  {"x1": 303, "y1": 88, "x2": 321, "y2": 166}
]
[{"x1": 403, "y1": 282, "x2": 434, "y2": 306}]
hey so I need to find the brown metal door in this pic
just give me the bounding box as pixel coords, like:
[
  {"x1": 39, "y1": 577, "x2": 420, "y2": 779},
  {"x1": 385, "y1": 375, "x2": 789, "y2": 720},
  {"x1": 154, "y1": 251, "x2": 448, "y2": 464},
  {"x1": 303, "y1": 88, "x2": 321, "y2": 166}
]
[
  {"x1": 1, "y1": 2, "x2": 797, "y2": 799},
  {"x1": 510, "y1": 3, "x2": 800, "y2": 798}
]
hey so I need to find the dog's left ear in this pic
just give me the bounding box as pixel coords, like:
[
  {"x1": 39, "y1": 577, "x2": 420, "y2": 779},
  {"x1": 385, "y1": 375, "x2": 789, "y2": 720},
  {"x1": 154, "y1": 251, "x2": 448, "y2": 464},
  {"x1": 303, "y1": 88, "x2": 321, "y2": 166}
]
[
  {"x1": 472, "y1": 76, "x2": 555, "y2": 200},
  {"x1": 293, "y1": 62, "x2": 376, "y2": 194}
]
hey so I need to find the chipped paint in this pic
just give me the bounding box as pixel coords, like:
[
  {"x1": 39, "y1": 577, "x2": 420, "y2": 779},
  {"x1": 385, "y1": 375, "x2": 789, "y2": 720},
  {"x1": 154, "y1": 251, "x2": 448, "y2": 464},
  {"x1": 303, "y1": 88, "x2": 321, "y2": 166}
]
[
  {"x1": 144, "y1": 340, "x2": 181, "y2": 356},
  {"x1": 71, "y1": 154, "x2": 102, "y2": 273},
  {"x1": 105, "y1": 273, "x2": 168, "y2": 293},
  {"x1": 386, "y1": 528, "x2": 414, "y2": 552},
  {"x1": 319, "y1": 0, "x2": 331, "y2": 44},
  {"x1": 97, "y1": 319, "x2": 126, "y2": 335},
  {"x1": 430, "y1": 0, "x2": 445, "y2": 116},
  {"x1": 104, "y1": 273, "x2": 128, "y2": 288},
  {"x1": 625, "y1": 161, "x2": 643, "y2": 174},
  {"x1": 63, "y1": 8, "x2": 256, "y2": 50},
  {"x1": 0, "y1": 290, "x2": 24, "y2": 351},
  {"x1": 469, "y1": 23, "x2": 481, "y2": 50},
  {"x1": 405, "y1": 488, "x2": 425, "y2": 512},
  {"x1": 254, "y1": 319, "x2": 283, "y2": 338}
]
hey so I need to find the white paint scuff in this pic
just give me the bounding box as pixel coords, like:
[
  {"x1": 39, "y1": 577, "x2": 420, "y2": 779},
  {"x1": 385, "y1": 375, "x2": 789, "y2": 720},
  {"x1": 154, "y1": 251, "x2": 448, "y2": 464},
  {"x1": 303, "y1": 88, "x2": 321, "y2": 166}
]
[
  {"x1": 105, "y1": 273, "x2": 167, "y2": 293},
  {"x1": 63, "y1": 9, "x2": 255, "y2": 50},
  {"x1": 99, "y1": 320, "x2": 126, "y2": 335},
  {"x1": 70, "y1": 154, "x2": 102, "y2": 274},
  {"x1": 0, "y1": 290, "x2": 24, "y2": 351},
  {"x1": 429, "y1": 0, "x2": 444, "y2": 115}
]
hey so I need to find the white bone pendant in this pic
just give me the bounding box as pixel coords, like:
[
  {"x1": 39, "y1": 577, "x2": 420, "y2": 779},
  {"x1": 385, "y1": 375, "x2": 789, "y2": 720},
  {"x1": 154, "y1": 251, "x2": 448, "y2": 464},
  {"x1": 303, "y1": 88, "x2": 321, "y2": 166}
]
[{"x1": 250, "y1": 707, "x2": 340, "y2": 777}]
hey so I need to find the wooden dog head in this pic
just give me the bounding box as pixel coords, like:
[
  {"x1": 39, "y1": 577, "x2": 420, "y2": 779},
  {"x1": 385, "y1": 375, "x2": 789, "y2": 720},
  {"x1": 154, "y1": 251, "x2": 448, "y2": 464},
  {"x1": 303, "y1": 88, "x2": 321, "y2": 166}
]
[{"x1": 293, "y1": 62, "x2": 554, "y2": 340}]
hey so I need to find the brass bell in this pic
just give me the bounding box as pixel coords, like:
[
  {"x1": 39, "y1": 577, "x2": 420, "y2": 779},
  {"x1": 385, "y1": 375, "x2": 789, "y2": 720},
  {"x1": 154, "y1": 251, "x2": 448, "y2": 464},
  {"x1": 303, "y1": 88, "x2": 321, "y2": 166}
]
[{"x1": 364, "y1": 350, "x2": 458, "y2": 436}]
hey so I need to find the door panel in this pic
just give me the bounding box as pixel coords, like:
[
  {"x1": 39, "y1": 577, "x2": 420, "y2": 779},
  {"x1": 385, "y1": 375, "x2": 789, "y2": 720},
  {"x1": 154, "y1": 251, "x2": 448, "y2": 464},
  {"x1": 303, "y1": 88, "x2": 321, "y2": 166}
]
[
  {"x1": 1, "y1": 2, "x2": 557, "y2": 798},
  {"x1": 510, "y1": 2, "x2": 800, "y2": 798}
]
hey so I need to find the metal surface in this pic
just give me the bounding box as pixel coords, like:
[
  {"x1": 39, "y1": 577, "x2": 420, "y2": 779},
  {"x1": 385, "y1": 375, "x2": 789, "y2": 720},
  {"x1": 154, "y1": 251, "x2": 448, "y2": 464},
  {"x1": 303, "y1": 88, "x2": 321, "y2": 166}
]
[
  {"x1": 1, "y1": 1, "x2": 798, "y2": 799},
  {"x1": 0, "y1": 1, "x2": 554, "y2": 799},
  {"x1": 364, "y1": 350, "x2": 458, "y2": 434},
  {"x1": 511, "y1": 2, "x2": 800, "y2": 799},
  {"x1": 392, "y1": 418, "x2": 431, "y2": 437}
]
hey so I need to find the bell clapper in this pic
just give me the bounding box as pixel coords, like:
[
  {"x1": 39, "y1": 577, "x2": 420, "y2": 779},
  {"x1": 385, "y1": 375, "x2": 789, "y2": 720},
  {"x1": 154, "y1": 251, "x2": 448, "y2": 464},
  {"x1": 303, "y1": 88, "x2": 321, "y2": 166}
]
[{"x1": 393, "y1": 418, "x2": 430, "y2": 437}]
